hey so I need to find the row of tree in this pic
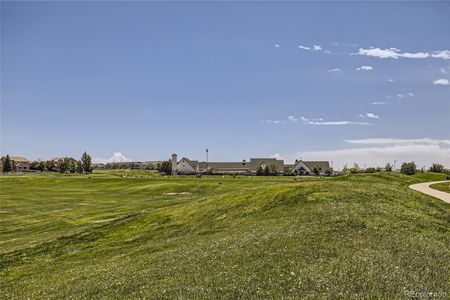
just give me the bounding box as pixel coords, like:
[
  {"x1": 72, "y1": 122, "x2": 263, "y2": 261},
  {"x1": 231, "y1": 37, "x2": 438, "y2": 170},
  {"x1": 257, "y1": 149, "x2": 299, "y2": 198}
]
[
  {"x1": 1, "y1": 152, "x2": 93, "y2": 174},
  {"x1": 342, "y1": 162, "x2": 446, "y2": 175}
]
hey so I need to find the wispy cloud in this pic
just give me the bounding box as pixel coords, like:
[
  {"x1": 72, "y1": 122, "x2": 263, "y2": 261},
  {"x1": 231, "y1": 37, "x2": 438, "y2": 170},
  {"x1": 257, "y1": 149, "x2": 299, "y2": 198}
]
[
  {"x1": 272, "y1": 138, "x2": 450, "y2": 170},
  {"x1": 440, "y1": 67, "x2": 448, "y2": 74},
  {"x1": 298, "y1": 44, "x2": 330, "y2": 54},
  {"x1": 274, "y1": 44, "x2": 280, "y2": 48},
  {"x1": 433, "y1": 78, "x2": 449, "y2": 85},
  {"x1": 328, "y1": 68, "x2": 341, "y2": 72},
  {"x1": 262, "y1": 119, "x2": 283, "y2": 124},
  {"x1": 356, "y1": 65, "x2": 373, "y2": 71},
  {"x1": 93, "y1": 152, "x2": 131, "y2": 164},
  {"x1": 343, "y1": 138, "x2": 450, "y2": 145},
  {"x1": 353, "y1": 47, "x2": 450, "y2": 60},
  {"x1": 388, "y1": 78, "x2": 394, "y2": 82},
  {"x1": 359, "y1": 112, "x2": 379, "y2": 119},
  {"x1": 372, "y1": 101, "x2": 386, "y2": 105},
  {"x1": 288, "y1": 116, "x2": 370, "y2": 126}
]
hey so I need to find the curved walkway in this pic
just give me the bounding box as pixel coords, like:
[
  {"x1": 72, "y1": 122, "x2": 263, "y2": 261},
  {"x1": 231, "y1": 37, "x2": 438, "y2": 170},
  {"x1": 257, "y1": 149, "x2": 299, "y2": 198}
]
[{"x1": 409, "y1": 181, "x2": 450, "y2": 204}]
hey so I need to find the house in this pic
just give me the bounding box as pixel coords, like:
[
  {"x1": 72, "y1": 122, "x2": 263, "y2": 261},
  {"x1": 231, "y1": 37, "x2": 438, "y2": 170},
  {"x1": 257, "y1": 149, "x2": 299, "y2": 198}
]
[
  {"x1": 10, "y1": 156, "x2": 31, "y2": 172},
  {"x1": 171, "y1": 153, "x2": 327, "y2": 175},
  {"x1": 286, "y1": 160, "x2": 331, "y2": 175}
]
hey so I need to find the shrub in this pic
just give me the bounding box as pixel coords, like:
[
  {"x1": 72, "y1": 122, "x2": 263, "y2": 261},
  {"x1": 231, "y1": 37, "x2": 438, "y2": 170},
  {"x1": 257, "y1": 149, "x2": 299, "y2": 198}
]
[
  {"x1": 400, "y1": 162, "x2": 417, "y2": 175},
  {"x1": 429, "y1": 163, "x2": 444, "y2": 173}
]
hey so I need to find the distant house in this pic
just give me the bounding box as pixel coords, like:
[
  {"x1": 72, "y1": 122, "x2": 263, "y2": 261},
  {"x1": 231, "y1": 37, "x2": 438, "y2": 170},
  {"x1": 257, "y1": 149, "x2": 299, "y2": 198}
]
[
  {"x1": 171, "y1": 154, "x2": 328, "y2": 175},
  {"x1": 286, "y1": 160, "x2": 331, "y2": 176},
  {"x1": 10, "y1": 156, "x2": 31, "y2": 172}
]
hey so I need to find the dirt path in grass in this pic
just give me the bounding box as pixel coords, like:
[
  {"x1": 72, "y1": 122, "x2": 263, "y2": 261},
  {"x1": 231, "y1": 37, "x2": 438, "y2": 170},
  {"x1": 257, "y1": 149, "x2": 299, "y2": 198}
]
[{"x1": 409, "y1": 181, "x2": 450, "y2": 204}]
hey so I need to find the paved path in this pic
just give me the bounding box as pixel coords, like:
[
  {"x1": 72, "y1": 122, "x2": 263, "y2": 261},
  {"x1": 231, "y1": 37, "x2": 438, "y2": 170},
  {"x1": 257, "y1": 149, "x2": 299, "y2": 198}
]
[{"x1": 409, "y1": 181, "x2": 450, "y2": 204}]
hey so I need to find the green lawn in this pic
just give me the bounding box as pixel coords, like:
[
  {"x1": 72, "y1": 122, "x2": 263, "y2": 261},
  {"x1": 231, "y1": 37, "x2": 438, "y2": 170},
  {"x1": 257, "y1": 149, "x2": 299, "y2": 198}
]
[
  {"x1": 0, "y1": 171, "x2": 449, "y2": 299},
  {"x1": 430, "y1": 181, "x2": 450, "y2": 193}
]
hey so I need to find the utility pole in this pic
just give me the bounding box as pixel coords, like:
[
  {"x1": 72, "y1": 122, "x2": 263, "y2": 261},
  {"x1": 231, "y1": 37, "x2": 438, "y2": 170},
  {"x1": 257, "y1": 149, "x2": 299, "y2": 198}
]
[{"x1": 206, "y1": 148, "x2": 208, "y2": 171}]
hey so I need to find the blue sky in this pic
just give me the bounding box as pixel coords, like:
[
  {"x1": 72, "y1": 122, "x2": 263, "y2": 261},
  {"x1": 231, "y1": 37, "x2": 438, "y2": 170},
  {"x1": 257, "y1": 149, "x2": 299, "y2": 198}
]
[{"x1": 1, "y1": 1, "x2": 449, "y2": 168}]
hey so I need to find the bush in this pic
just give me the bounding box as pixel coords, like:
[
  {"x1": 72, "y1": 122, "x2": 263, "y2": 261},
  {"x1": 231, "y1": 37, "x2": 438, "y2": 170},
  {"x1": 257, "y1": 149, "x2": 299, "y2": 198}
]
[
  {"x1": 385, "y1": 163, "x2": 393, "y2": 172},
  {"x1": 400, "y1": 162, "x2": 417, "y2": 175},
  {"x1": 429, "y1": 163, "x2": 444, "y2": 173},
  {"x1": 365, "y1": 167, "x2": 376, "y2": 173}
]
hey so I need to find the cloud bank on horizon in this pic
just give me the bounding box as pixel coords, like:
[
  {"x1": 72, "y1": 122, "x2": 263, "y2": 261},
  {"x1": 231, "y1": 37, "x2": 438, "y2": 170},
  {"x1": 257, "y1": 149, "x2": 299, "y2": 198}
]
[{"x1": 271, "y1": 138, "x2": 450, "y2": 170}]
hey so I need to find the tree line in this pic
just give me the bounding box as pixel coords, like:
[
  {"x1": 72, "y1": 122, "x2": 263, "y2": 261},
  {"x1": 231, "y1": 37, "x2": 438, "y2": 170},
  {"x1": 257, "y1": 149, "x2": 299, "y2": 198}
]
[
  {"x1": 1, "y1": 152, "x2": 93, "y2": 174},
  {"x1": 342, "y1": 162, "x2": 446, "y2": 175}
]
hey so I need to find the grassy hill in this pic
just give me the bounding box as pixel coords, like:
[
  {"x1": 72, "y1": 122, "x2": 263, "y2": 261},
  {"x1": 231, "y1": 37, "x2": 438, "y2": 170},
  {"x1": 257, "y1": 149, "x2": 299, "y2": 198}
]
[{"x1": 0, "y1": 171, "x2": 449, "y2": 299}]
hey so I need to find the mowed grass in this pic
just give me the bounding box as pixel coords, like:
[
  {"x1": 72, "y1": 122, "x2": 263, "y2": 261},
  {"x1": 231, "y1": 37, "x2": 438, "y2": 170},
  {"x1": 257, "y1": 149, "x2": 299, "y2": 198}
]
[
  {"x1": 0, "y1": 171, "x2": 449, "y2": 299},
  {"x1": 430, "y1": 181, "x2": 450, "y2": 193}
]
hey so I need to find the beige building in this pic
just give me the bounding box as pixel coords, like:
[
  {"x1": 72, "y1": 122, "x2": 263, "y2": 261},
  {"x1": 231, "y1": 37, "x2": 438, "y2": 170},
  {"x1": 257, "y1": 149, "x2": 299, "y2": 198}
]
[
  {"x1": 10, "y1": 156, "x2": 31, "y2": 172},
  {"x1": 171, "y1": 154, "x2": 330, "y2": 175}
]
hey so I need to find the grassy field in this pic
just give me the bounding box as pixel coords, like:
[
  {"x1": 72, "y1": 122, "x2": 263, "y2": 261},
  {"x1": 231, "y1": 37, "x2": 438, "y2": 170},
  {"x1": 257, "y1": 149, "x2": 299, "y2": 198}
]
[
  {"x1": 0, "y1": 171, "x2": 449, "y2": 299},
  {"x1": 430, "y1": 181, "x2": 450, "y2": 193}
]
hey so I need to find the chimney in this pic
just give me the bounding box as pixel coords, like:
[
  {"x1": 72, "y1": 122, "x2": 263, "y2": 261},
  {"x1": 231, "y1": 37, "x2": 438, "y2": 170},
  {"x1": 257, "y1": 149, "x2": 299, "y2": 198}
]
[
  {"x1": 295, "y1": 159, "x2": 299, "y2": 164},
  {"x1": 171, "y1": 153, "x2": 178, "y2": 175}
]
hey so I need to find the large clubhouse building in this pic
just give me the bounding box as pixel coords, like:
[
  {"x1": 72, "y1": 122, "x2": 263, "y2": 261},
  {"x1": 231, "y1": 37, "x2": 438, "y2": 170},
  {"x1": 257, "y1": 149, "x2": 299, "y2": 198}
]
[{"x1": 171, "y1": 154, "x2": 330, "y2": 176}]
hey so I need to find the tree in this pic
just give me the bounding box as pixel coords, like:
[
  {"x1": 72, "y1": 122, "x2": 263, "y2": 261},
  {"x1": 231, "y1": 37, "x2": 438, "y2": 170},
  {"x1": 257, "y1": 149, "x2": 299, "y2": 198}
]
[
  {"x1": 256, "y1": 166, "x2": 263, "y2": 176},
  {"x1": 324, "y1": 168, "x2": 333, "y2": 176},
  {"x1": 76, "y1": 161, "x2": 83, "y2": 173},
  {"x1": 312, "y1": 165, "x2": 320, "y2": 176},
  {"x1": 365, "y1": 167, "x2": 376, "y2": 173},
  {"x1": 157, "y1": 160, "x2": 172, "y2": 175},
  {"x1": 429, "y1": 163, "x2": 444, "y2": 173},
  {"x1": 81, "y1": 152, "x2": 92, "y2": 173},
  {"x1": 68, "y1": 159, "x2": 77, "y2": 173},
  {"x1": 58, "y1": 157, "x2": 70, "y2": 173},
  {"x1": 385, "y1": 163, "x2": 393, "y2": 172},
  {"x1": 2, "y1": 155, "x2": 13, "y2": 173},
  {"x1": 400, "y1": 162, "x2": 417, "y2": 175},
  {"x1": 46, "y1": 160, "x2": 56, "y2": 172},
  {"x1": 264, "y1": 165, "x2": 270, "y2": 176}
]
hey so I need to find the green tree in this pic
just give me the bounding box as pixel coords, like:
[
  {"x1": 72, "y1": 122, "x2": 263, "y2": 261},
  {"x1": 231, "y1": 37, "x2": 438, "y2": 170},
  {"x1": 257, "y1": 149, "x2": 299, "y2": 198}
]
[
  {"x1": 312, "y1": 165, "x2": 320, "y2": 176},
  {"x1": 157, "y1": 160, "x2": 172, "y2": 175},
  {"x1": 429, "y1": 163, "x2": 444, "y2": 173},
  {"x1": 58, "y1": 157, "x2": 70, "y2": 174},
  {"x1": 256, "y1": 166, "x2": 263, "y2": 176},
  {"x1": 365, "y1": 167, "x2": 376, "y2": 173},
  {"x1": 38, "y1": 161, "x2": 47, "y2": 172},
  {"x1": 46, "y1": 160, "x2": 56, "y2": 172},
  {"x1": 81, "y1": 152, "x2": 92, "y2": 173},
  {"x1": 2, "y1": 155, "x2": 13, "y2": 173},
  {"x1": 400, "y1": 162, "x2": 417, "y2": 175},
  {"x1": 76, "y1": 161, "x2": 83, "y2": 173},
  {"x1": 324, "y1": 168, "x2": 333, "y2": 176},
  {"x1": 264, "y1": 165, "x2": 270, "y2": 176},
  {"x1": 385, "y1": 163, "x2": 393, "y2": 172}
]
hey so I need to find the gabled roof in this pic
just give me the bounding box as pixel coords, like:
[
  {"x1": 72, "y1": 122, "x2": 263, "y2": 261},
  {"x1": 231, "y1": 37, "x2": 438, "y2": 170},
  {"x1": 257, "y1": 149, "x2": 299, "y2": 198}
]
[
  {"x1": 9, "y1": 156, "x2": 30, "y2": 163},
  {"x1": 249, "y1": 158, "x2": 284, "y2": 172},
  {"x1": 303, "y1": 161, "x2": 330, "y2": 171}
]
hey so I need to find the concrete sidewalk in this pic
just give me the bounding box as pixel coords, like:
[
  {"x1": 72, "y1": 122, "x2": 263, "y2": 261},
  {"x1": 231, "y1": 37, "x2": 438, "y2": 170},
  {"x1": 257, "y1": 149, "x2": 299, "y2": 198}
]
[{"x1": 409, "y1": 181, "x2": 450, "y2": 204}]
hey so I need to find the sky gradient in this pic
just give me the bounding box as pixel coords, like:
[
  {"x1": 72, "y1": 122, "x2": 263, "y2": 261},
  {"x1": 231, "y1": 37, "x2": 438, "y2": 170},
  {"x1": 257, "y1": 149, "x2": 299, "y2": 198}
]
[{"x1": 1, "y1": 1, "x2": 449, "y2": 169}]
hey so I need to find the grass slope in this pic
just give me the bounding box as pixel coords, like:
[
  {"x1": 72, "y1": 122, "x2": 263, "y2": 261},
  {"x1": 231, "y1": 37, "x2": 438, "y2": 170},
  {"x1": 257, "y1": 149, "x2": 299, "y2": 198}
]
[
  {"x1": 430, "y1": 182, "x2": 450, "y2": 193},
  {"x1": 0, "y1": 172, "x2": 449, "y2": 299}
]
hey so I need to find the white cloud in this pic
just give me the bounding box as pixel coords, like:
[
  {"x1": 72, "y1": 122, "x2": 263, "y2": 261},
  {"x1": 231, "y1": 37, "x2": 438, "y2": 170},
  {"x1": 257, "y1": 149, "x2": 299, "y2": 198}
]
[
  {"x1": 388, "y1": 78, "x2": 394, "y2": 82},
  {"x1": 343, "y1": 138, "x2": 450, "y2": 145},
  {"x1": 290, "y1": 115, "x2": 370, "y2": 126},
  {"x1": 366, "y1": 113, "x2": 379, "y2": 119},
  {"x1": 298, "y1": 44, "x2": 330, "y2": 54},
  {"x1": 431, "y1": 50, "x2": 450, "y2": 60},
  {"x1": 262, "y1": 119, "x2": 283, "y2": 124},
  {"x1": 273, "y1": 138, "x2": 450, "y2": 170},
  {"x1": 353, "y1": 47, "x2": 450, "y2": 60},
  {"x1": 407, "y1": 92, "x2": 415, "y2": 97},
  {"x1": 433, "y1": 78, "x2": 449, "y2": 85},
  {"x1": 372, "y1": 101, "x2": 386, "y2": 105},
  {"x1": 440, "y1": 67, "x2": 448, "y2": 74},
  {"x1": 93, "y1": 152, "x2": 132, "y2": 164},
  {"x1": 356, "y1": 65, "x2": 373, "y2": 71},
  {"x1": 274, "y1": 44, "x2": 280, "y2": 48},
  {"x1": 328, "y1": 68, "x2": 341, "y2": 72}
]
